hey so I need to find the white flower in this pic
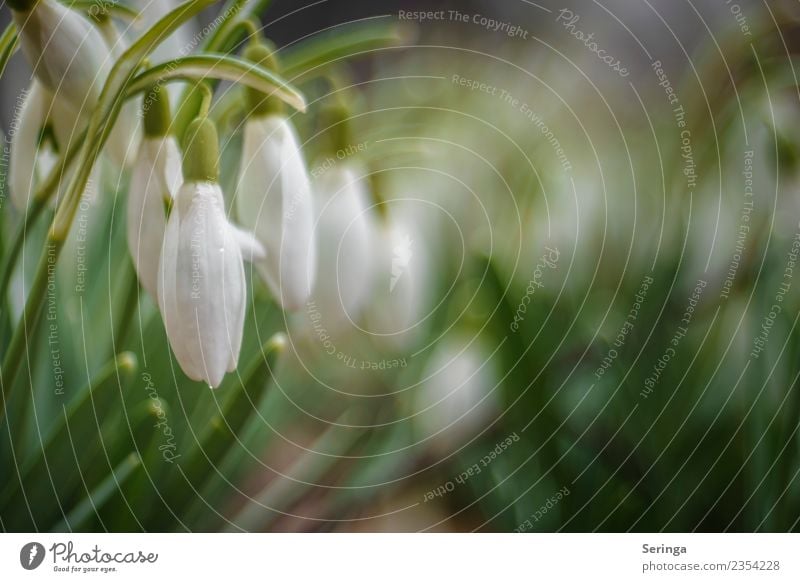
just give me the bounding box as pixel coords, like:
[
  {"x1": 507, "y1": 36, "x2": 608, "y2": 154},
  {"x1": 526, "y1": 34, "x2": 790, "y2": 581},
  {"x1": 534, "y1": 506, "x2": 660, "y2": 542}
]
[
  {"x1": 412, "y1": 338, "x2": 500, "y2": 455},
  {"x1": 366, "y1": 211, "x2": 431, "y2": 348},
  {"x1": 158, "y1": 118, "x2": 246, "y2": 388},
  {"x1": 9, "y1": 80, "x2": 86, "y2": 210},
  {"x1": 11, "y1": 0, "x2": 111, "y2": 115},
  {"x1": 309, "y1": 162, "x2": 376, "y2": 326},
  {"x1": 236, "y1": 114, "x2": 316, "y2": 310},
  {"x1": 9, "y1": 80, "x2": 51, "y2": 210},
  {"x1": 127, "y1": 135, "x2": 182, "y2": 300},
  {"x1": 158, "y1": 180, "x2": 246, "y2": 388}
]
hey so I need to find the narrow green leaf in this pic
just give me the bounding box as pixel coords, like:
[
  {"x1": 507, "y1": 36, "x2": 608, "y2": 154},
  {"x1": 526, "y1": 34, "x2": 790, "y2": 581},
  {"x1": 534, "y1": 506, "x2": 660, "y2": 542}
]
[
  {"x1": 0, "y1": 23, "x2": 18, "y2": 80},
  {"x1": 0, "y1": 353, "x2": 137, "y2": 530},
  {"x1": 282, "y1": 20, "x2": 404, "y2": 78},
  {"x1": 68, "y1": 0, "x2": 140, "y2": 21},
  {"x1": 108, "y1": 397, "x2": 176, "y2": 530},
  {"x1": 52, "y1": 453, "x2": 140, "y2": 533},
  {"x1": 127, "y1": 54, "x2": 306, "y2": 112},
  {"x1": 159, "y1": 333, "x2": 286, "y2": 522}
]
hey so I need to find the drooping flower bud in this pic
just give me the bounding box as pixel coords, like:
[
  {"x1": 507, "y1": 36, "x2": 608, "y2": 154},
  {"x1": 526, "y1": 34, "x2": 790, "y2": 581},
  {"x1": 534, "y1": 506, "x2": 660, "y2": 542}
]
[
  {"x1": 9, "y1": 79, "x2": 87, "y2": 210},
  {"x1": 11, "y1": 0, "x2": 111, "y2": 115},
  {"x1": 9, "y1": 80, "x2": 52, "y2": 210},
  {"x1": 308, "y1": 105, "x2": 376, "y2": 327},
  {"x1": 412, "y1": 337, "x2": 500, "y2": 456},
  {"x1": 366, "y1": 208, "x2": 431, "y2": 349},
  {"x1": 127, "y1": 86, "x2": 182, "y2": 301},
  {"x1": 236, "y1": 40, "x2": 316, "y2": 310},
  {"x1": 158, "y1": 117, "x2": 247, "y2": 388}
]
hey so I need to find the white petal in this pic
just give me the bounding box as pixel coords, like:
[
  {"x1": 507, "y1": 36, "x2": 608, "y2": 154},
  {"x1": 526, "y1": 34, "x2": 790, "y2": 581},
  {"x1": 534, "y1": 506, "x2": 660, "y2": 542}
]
[
  {"x1": 128, "y1": 136, "x2": 183, "y2": 300},
  {"x1": 13, "y1": 0, "x2": 111, "y2": 115},
  {"x1": 310, "y1": 163, "x2": 376, "y2": 326},
  {"x1": 229, "y1": 224, "x2": 266, "y2": 262},
  {"x1": 9, "y1": 80, "x2": 51, "y2": 210},
  {"x1": 237, "y1": 116, "x2": 316, "y2": 310},
  {"x1": 413, "y1": 339, "x2": 500, "y2": 455},
  {"x1": 159, "y1": 182, "x2": 246, "y2": 387},
  {"x1": 366, "y1": 213, "x2": 431, "y2": 348}
]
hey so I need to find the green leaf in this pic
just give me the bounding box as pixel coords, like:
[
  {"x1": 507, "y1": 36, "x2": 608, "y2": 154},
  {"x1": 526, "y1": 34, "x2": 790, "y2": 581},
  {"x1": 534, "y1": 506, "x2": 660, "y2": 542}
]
[
  {"x1": 282, "y1": 20, "x2": 404, "y2": 78},
  {"x1": 0, "y1": 23, "x2": 18, "y2": 80},
  {"x1": 157, "y1": 333, "x2": 286, "y2": 526},
  {"x1": 127, "y1": 54, "x2": 306, "y2": 112},
  {"x1": 68, "y1": 0, "x2": 140, "y2": 21},
  {"x1": 52, "y1": 453, "x2": 141, "y2": 532},
  {"x1": 0, "y1": 353, "x2": 137, "y2": 530}
]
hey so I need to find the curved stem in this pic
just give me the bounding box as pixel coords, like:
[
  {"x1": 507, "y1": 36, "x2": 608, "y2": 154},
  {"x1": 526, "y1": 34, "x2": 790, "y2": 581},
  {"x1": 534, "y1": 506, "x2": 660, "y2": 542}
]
[{"x1": 0, "y1": 236, "x2": 60, "y2": 422}]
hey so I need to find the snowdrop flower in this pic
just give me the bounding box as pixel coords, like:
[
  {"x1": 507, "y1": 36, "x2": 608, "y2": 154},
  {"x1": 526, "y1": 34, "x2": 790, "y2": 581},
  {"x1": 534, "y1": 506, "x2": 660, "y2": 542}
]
[
  {"x1": 158, "y1": 117, "x2": 246, "y2": 388},
  {"x1": 236, "y1": 40, "x2": 316, "y2": 310},
  {"x1": 310, "y1": 162, "x2": 376, "y2": 326},
  {"x1": 308, "y1": 106, "x2": 377, "y2": 327},
  {"x1": 127, "y1": 86, "x2": 182, "y2": 301},
  {"x1": 8, "y1": 79, "x2": 86, "y2": 210},
  {"x1": 10, "y1": 0, "x2": 111, "y2": 115},
  {"x1": 412, "y1": 337, "x2": 500, "y2": 456},
  {"x1": 366, "y1": 207, "x2": 431, "y2": 349},
  {"x1": 9, "y1": 80, "x2": 54, "y2": 210},
  {"x1": 9, "y1": 1, "x2": 132, "y2": 209}
]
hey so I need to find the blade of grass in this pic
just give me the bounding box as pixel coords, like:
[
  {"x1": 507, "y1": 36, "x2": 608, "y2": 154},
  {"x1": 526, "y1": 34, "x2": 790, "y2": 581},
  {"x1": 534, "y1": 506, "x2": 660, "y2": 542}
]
[
  {"x1": 150, "y1": 333, "x2": 285, "y2": 528},
  {"x1": 0, "y1": 352, "x2": 137, "y2": 530},
  {"x1": 0, "y1": 23, "x2": 18, "y2": 80},
  {"x1": 127, "y1": 53, "x2": 306, "y2": 112},
  {"x1": 52, "y1": 453, "x2": 140, "y2": 533}
]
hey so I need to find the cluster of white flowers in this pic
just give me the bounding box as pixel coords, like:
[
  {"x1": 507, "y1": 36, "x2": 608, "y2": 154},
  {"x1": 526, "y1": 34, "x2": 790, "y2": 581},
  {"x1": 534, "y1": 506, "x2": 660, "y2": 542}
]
[{"x1": 6, "y1": 0, "x2": 401, "y2": 389}]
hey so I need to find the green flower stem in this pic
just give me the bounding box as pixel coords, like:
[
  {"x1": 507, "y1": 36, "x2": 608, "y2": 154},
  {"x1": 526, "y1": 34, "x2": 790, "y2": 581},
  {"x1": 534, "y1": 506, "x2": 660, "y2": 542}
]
[
  {"x1": 141, "y1": 52, "x2": 307, "y2": 137},
  {"x1": 0, "y1": 237, "x2": 61, "y2": 423},
  {"x1": 0, "y1": 353, "x2": 137, "y2": 526},
  {"x1": 52, "y1": 453, "x2": 140, "y2": 532},
  {"x1": 0, "y1": 125, "x2": 85, "y2": 308},
  {"x1": 111, "y1": 259, "x2": 140, "y2": 355},
  {"x1": 172, "y1": 0, "x2": 273, "y2": 139},
  {"x1": 0, "y1": 23, "x2": 18, "y2": 79},
  {"x1": 155, "y1": 334, "x2": 285, "y2": 527},
  {"x1": 110, "y1": 397, "x2": 173, "y2": 530}
]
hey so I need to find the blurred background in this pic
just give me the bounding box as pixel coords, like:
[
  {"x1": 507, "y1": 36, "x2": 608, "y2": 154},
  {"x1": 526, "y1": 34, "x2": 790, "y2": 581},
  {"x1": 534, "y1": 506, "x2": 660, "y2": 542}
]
[{"x1": 1, "y1": 0, "x2": 800, "y2": 532}]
